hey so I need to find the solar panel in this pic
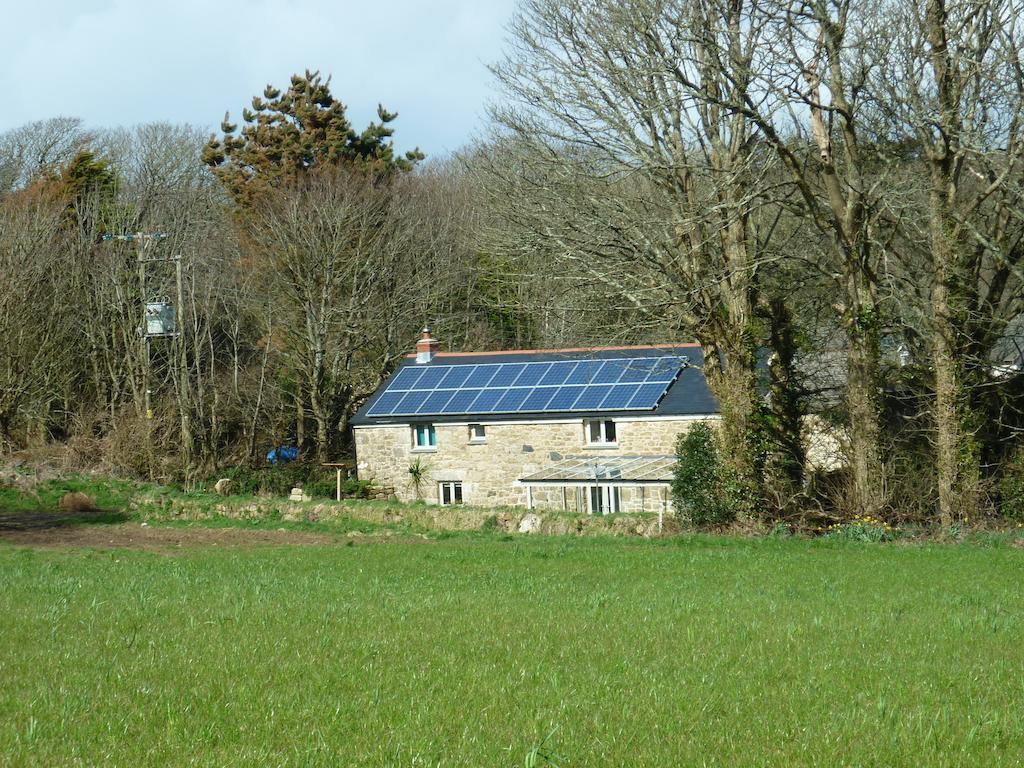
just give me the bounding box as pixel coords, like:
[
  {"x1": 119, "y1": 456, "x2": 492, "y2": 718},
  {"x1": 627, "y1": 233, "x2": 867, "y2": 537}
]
[
  {"x1": 592, "y1": 361, "x2": 626, "y2": 384},
  {"x1": 395, "y1": 390, "x2": 430, "y2": 413},
  {"x1": 464, "y1": 365, "x2": 498, "y2": 388},
  {"x1": 565, "y1": 360, "x2": 602, "y2": 385},
  {"x1": 545, "y1": 385, "x2": 584, "y2": 411},
  {"x1": 364, "y1": 355, "x2": 687, "y2": 417},
  {"x1": 368, "y1": 391, "x2": 405, "y2": 415},
  {"x1": 416, "y1": 367, "x2": 449, "y2": 389},
  {"x1": 513, "y1": 363, "x2": 551, "y2": 387},
  {"x1": 438, "y1": 366, "x2": 473, "y2": 389},
  {"x1": 472, "y1": 389, "x2": 503, "y2": 412},
  {"x1": 495, "y1": 387, "x2": 532, "y2": 411},
  {"x1": 389, "y1": 367, "x2": 424, "y2": 390},
  {"x1": 627, "y1": 382, "x2": 670, "y2": 409},
  {"x1": 488, "y1": 364, "x2": 521, "y2": 387},
  {"x1": 441, "y1": 388, "x2": 482, "y2": 413},
  {"x1": 574, "y1": 384, "x2": 614, "y2": 409},
  {"x1": 422, "y1": 389, "x2": 456, "y2": 413},
  {"x1": 601, "y1": 384, "x2": 640, "y2": 409},
  {"x1": 538, "y1": 361, "x2": 575, "y2": 386},
  {"x1": 519, "y1": 387, "x2": 556, "y2": 412},
  {"x1": 649, "y1": 357, "x2": 679, "y2": 379},
  {"x1": 617, "y1": 358, "x2": 657, "y2": 382}
]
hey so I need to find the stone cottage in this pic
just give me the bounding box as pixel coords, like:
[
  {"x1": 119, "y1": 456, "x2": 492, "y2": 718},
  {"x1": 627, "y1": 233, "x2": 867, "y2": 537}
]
[{"x1": 349, "y1": 330, "x2": 720, "y2": 514}]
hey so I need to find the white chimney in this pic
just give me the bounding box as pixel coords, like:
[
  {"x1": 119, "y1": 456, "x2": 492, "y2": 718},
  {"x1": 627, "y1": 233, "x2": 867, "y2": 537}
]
[{"x1": 415, "y1": 327, "x2": 439, "y2": 364}]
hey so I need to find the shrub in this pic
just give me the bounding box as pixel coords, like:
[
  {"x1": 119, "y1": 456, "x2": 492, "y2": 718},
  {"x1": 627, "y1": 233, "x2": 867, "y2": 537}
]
[
  {"x1": 822, "y1": 515, "x2": 896, "y2": 542},
  {"x1": 672, "y1": 423, "x2": 738, "y2": 527},
  {"x1": 341, "y1": 478, "x2": 373, "y2": 498},
  {"x1": 999, "y1": 447, "x2": 1024, "y2": 521},
  {"x1": 304, "y1": 479, "x2": 338, "y2": 499}
]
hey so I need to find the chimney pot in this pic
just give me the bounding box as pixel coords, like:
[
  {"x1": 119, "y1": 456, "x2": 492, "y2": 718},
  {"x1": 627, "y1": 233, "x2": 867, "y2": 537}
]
[{"x1": 415, "y1": 326, "x2": 439, "y2": 364}]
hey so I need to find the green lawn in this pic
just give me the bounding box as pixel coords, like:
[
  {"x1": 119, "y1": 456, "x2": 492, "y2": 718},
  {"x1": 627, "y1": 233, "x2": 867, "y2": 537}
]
[{"x1": 2, "y1": 533, "x2": 1023, "y2": 766}]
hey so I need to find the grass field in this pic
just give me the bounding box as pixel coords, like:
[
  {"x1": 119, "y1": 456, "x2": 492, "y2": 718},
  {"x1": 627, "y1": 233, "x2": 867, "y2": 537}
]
[{"x1": 2, "y1": 531, "x2": 1024, "y2": 766}]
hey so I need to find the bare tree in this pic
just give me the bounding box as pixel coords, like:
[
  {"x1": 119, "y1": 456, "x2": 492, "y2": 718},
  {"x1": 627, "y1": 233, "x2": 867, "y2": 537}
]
[
  {"x1": 0, "y1": 117, "x2": 90, "y2": 195},
  {"x1": 0, "y1": 190, "x2": 67, "y2": 448},
  {"x1": 730, "y1": 0, "x2": 897, "y2": 516},
  {"x1": 485, "y1": 0, "x2": 805, "y2": 513},
  {"x1": 872, "y1": 0, "x2": 1024, "y2": 521},
  {"x1": 243, "y1": 168, "x2": 474, "y2": 462}
]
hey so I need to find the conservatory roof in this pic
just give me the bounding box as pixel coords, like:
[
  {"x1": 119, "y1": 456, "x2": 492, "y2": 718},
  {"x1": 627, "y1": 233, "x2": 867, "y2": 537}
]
[{"x1": 519, "y1": 455, "x2": 676, "y2": 484}]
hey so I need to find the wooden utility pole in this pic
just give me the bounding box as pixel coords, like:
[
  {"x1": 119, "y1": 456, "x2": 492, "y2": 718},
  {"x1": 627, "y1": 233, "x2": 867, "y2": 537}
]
[{"x1": 103, "y1": 232, "x2": 177, "y2": 480}]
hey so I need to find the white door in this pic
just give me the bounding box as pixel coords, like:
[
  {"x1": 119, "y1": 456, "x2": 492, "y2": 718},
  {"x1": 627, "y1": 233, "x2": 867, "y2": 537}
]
[{"x1": 588, "y1": 485, "x2": 619, "y2": 515}]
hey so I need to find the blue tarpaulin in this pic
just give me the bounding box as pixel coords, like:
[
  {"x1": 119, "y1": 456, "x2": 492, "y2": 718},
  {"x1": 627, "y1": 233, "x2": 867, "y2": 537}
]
[{"x1": 266, "y1": 445, "x2": 298, "y2": 465}]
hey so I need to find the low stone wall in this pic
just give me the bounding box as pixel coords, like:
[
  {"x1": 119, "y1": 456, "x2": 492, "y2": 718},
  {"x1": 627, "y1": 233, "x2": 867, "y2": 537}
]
[{"x1": 129, "y1": 494, "x2": 679, "y2": 538}]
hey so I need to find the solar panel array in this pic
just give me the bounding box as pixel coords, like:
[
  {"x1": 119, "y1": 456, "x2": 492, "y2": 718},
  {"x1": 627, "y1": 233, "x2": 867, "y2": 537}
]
[{"x1": 366, "y1": 356, "x2": 686, "y2": 418}]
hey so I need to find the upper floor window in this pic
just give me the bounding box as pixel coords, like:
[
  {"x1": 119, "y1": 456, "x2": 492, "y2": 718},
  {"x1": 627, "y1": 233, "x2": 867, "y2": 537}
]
[
  {"x1": 468, "y1": 423, "x2": 486, "y2": 443},
  {"x1": 413, "y1": 423, "x2": 436, "y2": 450},
  {"x1": 585, "y1": 419, "x2": 617, "y2": 445}
]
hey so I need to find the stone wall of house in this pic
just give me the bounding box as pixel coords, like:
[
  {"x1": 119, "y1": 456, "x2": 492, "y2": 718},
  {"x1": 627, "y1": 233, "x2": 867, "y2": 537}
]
[
  {"x1": 803, "y1": 415, "x2": 847, "y2": 473},
  {"x1": 353, "y1": 417, "x2": 713, "y2": 510}
]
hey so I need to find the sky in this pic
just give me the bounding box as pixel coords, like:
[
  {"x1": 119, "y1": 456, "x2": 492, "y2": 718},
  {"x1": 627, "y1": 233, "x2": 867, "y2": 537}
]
[{"x1": 2, "y1": 0, "x2": 518, "y2": 158}]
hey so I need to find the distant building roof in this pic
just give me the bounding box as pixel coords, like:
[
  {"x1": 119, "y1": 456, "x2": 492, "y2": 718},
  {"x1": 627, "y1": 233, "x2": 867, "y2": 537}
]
[{"x1": 349, "y1": 344, "x2": 718, "y2": 426}]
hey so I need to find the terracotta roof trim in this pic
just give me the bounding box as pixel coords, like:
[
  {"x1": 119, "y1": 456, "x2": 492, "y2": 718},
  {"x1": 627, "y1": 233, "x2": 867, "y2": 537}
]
[{"x1": 404, "y1": 343, "x2": 701, "y2": 359}]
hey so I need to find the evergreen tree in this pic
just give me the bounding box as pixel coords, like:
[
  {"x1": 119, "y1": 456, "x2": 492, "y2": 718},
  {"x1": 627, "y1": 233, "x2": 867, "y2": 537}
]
[
  {"x1": 202, "y1": 69, "x2": 423, "y2": 206},
  {"x1": 47, "y1": 149, "x2": 119, "y2": 233},
  {"x1": 55, "y1": 150, "x2": 118, "y2": 208}
]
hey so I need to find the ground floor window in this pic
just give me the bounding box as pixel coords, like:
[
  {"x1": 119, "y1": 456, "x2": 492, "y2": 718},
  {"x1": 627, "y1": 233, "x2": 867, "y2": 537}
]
[
  {"x1": 588, "y1": 485, "x2": 620, "y2": 515},
  {"x1": 439, "y1": 481, "x2": 463, "y2": 505}
]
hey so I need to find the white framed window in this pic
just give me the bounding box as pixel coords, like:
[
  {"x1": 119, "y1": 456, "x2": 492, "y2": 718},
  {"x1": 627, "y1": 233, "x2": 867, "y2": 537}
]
[
  {"x1": 439, "y1": 481, "x2": 463, "y2": 505},
  {"x1": 468, "y1": 423, "x2": 486, "y2": 443},
  {"x1": 588, "y1": 485, "x2": 620, "y2": 514},
  {"x1": 412, "y1": 423, "x2": 436, "y2": 450},
  {"x1": 585, "y1": 419, "x2": 617, "y2": 445}
]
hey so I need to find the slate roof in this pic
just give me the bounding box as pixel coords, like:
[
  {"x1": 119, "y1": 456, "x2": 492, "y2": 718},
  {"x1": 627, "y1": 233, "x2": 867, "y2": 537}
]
[{"x1": 349, "y1": 344, "x2": 718, "y2": 426}]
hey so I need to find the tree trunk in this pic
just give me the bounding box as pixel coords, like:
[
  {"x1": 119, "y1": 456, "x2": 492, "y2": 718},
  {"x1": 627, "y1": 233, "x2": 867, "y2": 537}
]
[
  {"x1": 929, "y1": 191, "x2": 980, "y2": 524},
  {"x1": 295, "y1": 392, "x2": 305, "y2": 456},
  {"x1": 174, "y1": 258, "x2": 194, "y2": 483},
  {"x1": 702, "y1": 330, "x2": 763, "y2": 519},
  {"x1": 845, "y1": 296, "x2": 884, "y2": 517},
  {"x1": 761, "y1": 297, "x2": 805, "y2": 500},
  {"x1": 312, "y1": 400, "x2": 329, "y2": 465}
]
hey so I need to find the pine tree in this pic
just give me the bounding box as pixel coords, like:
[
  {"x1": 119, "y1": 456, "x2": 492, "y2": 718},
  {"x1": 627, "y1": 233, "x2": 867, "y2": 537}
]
[{"x1": 202, "y1": 70, "x2": 423, "y2": 206}]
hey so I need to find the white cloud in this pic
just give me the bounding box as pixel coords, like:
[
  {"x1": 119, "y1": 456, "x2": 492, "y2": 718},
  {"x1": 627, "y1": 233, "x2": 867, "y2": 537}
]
[{"x1": 1, "y1": 0, "x2": 516, "y2": 156}]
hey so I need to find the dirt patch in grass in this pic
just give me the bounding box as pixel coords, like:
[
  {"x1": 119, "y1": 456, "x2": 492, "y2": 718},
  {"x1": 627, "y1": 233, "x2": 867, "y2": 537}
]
[{"x1": 0, "y1": 519, "x2": 391, "y2": 553}]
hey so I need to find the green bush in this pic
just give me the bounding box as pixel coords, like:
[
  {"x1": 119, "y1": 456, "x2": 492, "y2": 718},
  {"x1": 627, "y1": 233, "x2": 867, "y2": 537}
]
[
  {"x1": 341, "y1": 478, "x2": 373, "y2": 498},
  {"x1": 304, "y1": 480, "x2": 338, "y2": 499},
  {"x1": 672, "y1": 423, "x2": 738, "y2": 527},
  {"x1": 999, "y1": 447, "x2": 1024, "y2": 521},
  {"x1": 303, "y1": 477, "x2": 373, "y2": 500},
  {"x1": 822, "y1": 515, "x2": 897, "y2": 542}
]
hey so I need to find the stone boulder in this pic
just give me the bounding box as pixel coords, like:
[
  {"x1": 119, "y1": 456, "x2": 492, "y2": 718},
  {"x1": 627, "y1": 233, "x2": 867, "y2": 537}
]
[{"x1": 518, "y1": 513, "x2": 542, "y2": 534}]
